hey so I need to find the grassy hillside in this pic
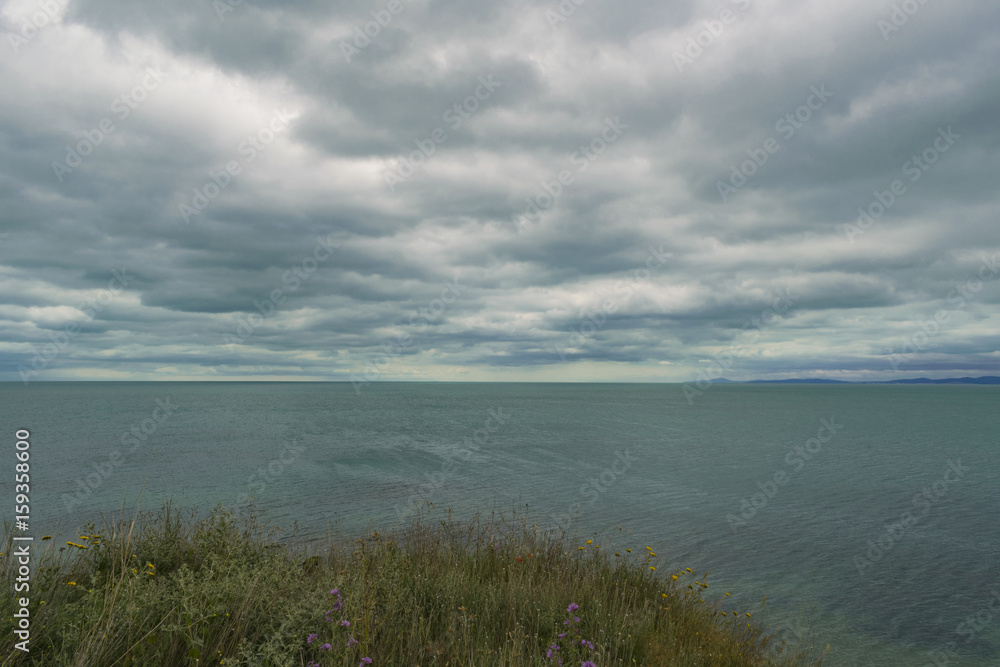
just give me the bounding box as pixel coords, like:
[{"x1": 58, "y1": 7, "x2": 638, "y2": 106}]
[{"x1": 2, "y1": 504, "x2": 823, "y2": 666}]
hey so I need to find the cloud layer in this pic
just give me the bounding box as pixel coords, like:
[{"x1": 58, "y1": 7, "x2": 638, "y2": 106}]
[{"x1": 2, "y1": 0, "x2": 998, "y2": 382}]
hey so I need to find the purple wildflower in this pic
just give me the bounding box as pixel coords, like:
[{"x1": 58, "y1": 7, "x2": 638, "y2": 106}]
[
  {"x1": 340, "y1": 619, "x2": 351, "y2": 627},
  {"x1": 582, "y1": 662, "x2": 597, "y2": 667},
  {"x1": 566, "y1": 603, "x2": 579, "y2": 613},
  {"x1": 306, "y1": 633, "x2": 318, "y2": 644},
  {"x1": 331, "y1": 588, "x2": 339, "y2": 596},
  {"x1": 320, "y1": 643, "x2": 332, "y2": 651},
  {"x1": 347, "y1": 636, "x2": 358, "y2": 648},
  {"x1": 325, "y1": 609, "x2": 335, "y2": 622},
  {"x1": 333, "y1": 601, "x2": 343, "y2": 611},
  {"x1": 307, "y1": 662, "x2": 320, "y2": 667},
  {"x1": 360, "y1": 658, "x2": 372, "y2": 665}
]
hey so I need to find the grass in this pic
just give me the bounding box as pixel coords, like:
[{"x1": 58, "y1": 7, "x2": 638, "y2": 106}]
[{"x1": 2, "y1": 503, "x2": 824, "y2": 666}]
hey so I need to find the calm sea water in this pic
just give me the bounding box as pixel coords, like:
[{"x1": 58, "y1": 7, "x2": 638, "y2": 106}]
[{"x1": 2, "y1": 382, "x2": 998, "y2": 665}]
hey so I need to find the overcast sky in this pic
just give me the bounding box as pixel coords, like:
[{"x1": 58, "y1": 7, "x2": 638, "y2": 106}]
[{"x1": 1, "y1": 0, "x2": 998, "y2": 382}]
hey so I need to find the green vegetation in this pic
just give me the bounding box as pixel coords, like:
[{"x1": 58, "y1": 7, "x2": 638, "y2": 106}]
[{"x1": 2, "y1": 504, "x2": 822, "y2": 666}]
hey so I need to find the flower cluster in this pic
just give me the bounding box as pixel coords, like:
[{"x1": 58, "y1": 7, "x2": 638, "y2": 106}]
[
  {"x1": 304, "y1": 587, "x2": 371, "y2": 666},
  {"x1": 325, "y1": 587, "x2": 343, "y2": 622},
  {"x1": 545, "y1": 603, "x2": 597, "y2": 666}
]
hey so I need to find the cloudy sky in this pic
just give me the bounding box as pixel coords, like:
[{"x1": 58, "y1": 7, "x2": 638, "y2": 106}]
[{"x1": 1, "y1": 0, "x2": 998, "y2": 382}]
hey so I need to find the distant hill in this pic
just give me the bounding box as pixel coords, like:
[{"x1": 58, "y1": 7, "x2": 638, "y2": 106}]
[
  {"x1": 703, "y1": 376, "x2": 1000, "y2": 385},
  {"x1": 881, "y1": 376, "x2": 1000, "y2": 385}
]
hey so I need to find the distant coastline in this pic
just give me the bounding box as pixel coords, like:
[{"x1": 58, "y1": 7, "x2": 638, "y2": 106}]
[{"x1": 706, "y1": 375, "x2": 1000, "y2": 385}]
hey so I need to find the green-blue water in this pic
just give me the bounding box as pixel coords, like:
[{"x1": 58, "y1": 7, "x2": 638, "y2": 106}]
[{"x1": 2, "y1": 382, "x2": 998, "y2": 665}]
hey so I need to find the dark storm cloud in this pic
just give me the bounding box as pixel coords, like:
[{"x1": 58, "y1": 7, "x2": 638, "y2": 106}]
[{"x1": 1, "y1": 0, "x2": 998, "y2": 381}]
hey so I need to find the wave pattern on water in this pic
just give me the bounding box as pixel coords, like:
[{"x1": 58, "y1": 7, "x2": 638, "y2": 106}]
[{"x1": 1, "y1": 381, "x2": 998, "y2": 665}]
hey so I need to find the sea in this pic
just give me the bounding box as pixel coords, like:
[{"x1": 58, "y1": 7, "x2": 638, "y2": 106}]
[{"x1": 2, "y1": 382, "x2": 998, "y2": 666}]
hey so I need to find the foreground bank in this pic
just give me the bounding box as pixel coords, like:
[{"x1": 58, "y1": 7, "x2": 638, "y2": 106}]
[{"x1": 2, "y1": 505, "x2": 822, "y2": 666}]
